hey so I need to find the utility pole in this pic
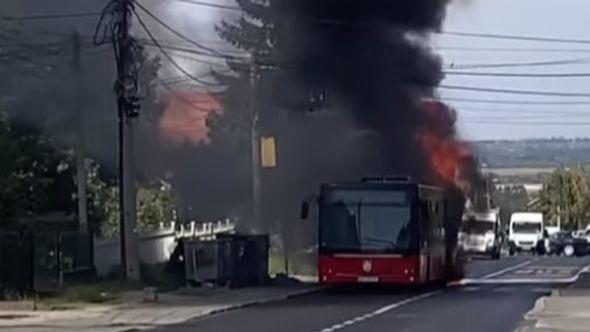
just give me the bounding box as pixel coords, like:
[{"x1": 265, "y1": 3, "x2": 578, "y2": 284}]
[
  {"x1": 250, "y1": 53, "x2": 261, "y2": 233},
  {"x1": 72, "y1": 31, "x2": 88, "y2": 233},
  {"x1": 114, "y1": 0, "x2": 140, "y2": 280}
]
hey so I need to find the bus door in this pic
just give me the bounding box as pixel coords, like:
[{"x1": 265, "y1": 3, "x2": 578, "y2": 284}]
[{"x1": 419, "y1": 200, "x2": 431, "y2": 283}]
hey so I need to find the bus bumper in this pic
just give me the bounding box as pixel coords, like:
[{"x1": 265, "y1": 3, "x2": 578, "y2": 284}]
[{"x1": 318, "y1": 255, "x2": 422, "y2": 285}]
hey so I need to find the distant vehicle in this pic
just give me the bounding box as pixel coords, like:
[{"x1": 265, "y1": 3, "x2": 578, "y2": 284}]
[
  {"x1": 301, "y1": 176, "x2": 457, "y2": 285},
  {"x1": 573, "y1": 229, "x2": 590, "y2": 243},
  {"x1": 548, "y1": 231, "x2": 590, "y2": 257},
  {"x1": 508, "y1": 212, "x2": 544, "y2": 255},
  {"x1": 544, "y1": 226, "x2": 561, "y2": 237},
  {"x1": 458, "y1": 209, "x2": 501, "y2": 259}
]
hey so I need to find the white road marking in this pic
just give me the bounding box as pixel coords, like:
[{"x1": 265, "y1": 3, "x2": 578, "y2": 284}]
[
  {"x1": 456, "y1": 263, "x2": 590, "y2": 285},
  {"x1": 448, "y1": 259, "x2": 533, "y2": 286},
  {"x1": 459, "y1": 286, "x2": 481, "y2": 292},
  {"x1": 312, "y1": 291, "x2": 440, "y2": 332},
  {"x1": 481, "y1": 260, "x2": 534, "y2": 279}
]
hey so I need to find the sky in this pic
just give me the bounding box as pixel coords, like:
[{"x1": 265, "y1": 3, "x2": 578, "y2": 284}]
[
  {"x1": 6, "y1": 0, "x2": 585, "y2": 142},
  {"x1": 165, "y1": 0, "x2": 590, "y2": 141},
  {"x1": 439, "y1": 0, "x2": 590, "y2": 140}
]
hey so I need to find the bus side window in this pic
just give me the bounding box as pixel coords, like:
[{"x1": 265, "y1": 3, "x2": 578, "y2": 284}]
[
  {"x1": 420, "y1": 201, "x2": 429, "y2": 246},
  {"x1": 420, "y1": 201, "x2": 429, "y2": 220}
]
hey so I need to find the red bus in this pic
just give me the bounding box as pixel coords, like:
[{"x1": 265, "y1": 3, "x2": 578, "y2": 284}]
[{"x1": 303, "y1": 177, "x2": 451, "y2": 285}]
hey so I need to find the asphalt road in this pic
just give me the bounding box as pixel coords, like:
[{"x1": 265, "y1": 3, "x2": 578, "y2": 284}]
[{"x1": 154, "y1": 256, "x2": 590, "y2": 332}]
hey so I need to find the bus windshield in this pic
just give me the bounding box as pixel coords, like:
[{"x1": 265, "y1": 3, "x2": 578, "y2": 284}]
[
  {"x1": 512, "y1": 222, "x2": 542, "y2": 234},
  {"x1": 319, "y1": 189, "x2": 416, "y2": 253}
]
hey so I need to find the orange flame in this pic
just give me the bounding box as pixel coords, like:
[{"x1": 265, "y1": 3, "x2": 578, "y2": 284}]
[
  {"x1": 159, "y1": 91, "x2": 221, "y2": 145},
  {"x1": 417, "y1": 130, "x2": 472, "y2": 185},
  {"x1": 416, "y1": 99, "x2": 474, "y2": 187}
]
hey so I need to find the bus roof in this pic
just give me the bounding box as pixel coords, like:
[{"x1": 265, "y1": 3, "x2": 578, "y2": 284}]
[{"x1": 321, "y1": 179, "x2": 442, "y2": 192}]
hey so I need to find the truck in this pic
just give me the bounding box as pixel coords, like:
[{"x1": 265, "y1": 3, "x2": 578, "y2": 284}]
[
  {"x1": 458, "y1": 208, "x2": 502, "y2": 259},
  {"x1": 508, "y1": 212, "x2": 544, "y2": 255}
]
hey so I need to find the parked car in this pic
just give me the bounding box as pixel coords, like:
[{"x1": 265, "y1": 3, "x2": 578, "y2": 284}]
[
  {"x1": 573, "y1": 229, "x2": 590, "y2": 243},
  {"x1": 548, "y1": 231, "x2": 590, "y2": 257}
]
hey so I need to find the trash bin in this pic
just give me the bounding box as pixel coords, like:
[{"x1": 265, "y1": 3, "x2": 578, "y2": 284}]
[
  {"x1": 183, "y1": 234, "x2": 269, "y2": 287},
  {"x1": 184, "y1": 238, "x2": 232, "y2": 286},
  {"x1": 229, "y1": 235, "x2": 269, "y2": 288}
]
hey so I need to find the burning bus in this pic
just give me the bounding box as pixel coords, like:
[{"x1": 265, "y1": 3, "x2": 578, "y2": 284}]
[{"x1": 301, "y1": 176, "x2": 463, "y2": 285}]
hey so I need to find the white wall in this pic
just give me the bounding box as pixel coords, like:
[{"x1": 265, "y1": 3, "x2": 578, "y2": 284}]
[{"x1": 94, "y1": 231, "x2": 177, "y2": 277}]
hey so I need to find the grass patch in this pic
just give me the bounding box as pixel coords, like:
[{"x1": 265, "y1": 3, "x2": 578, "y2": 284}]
[
  {"x1": 63, "y1": 281, "x2": 145, "y2": 304},
  {"x1": 269, "y1": 250, "x2": 287, "y2": 276}
]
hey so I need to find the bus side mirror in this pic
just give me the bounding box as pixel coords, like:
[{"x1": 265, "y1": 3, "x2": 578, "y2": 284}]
[{"x1": 300, "y1": 201, "x2": 310, "y2": 220}]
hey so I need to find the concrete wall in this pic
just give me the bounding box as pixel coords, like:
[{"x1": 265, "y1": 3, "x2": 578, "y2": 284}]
[{"x1": 94, "y1": 231, "x2": 177, "y2": 277}]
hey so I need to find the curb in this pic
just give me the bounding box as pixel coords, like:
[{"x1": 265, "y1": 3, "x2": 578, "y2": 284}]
[
  {"x1": 0, "y1": 287, "x2": 324, "y2": 332},
  {"x1": 202, "y1": 287, "x2": 323, "y2": 317},
  {"x1": 524, "y1": 296, "x2": 547, "y2": 320}
]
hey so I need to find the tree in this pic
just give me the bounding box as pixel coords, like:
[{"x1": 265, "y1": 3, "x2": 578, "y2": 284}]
[
  {"x1": 86, "y1": 160, "x2": 178, "y2": 237},
  {"x1": 539, "y1": 168, "x2": 590, "y2": 230},
  {"x1": 0, "y1": 109, "x2": 75, "y2": 228},
  {"x1": 491, "y1": 185, "x2": 528, "y2": 228},
  {"x1": 200, "y1": 0, "x2": 394, "y2": 262}
]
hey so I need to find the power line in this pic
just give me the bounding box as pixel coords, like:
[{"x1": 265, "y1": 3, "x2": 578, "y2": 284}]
[
  {"x1": 139, "y1": 39, "x2": 247, "y2": 58},
  {"x1": 445, "y1": 57, "x2": 590, "y2": 70},
  {"x1": 134, "y1": 1, "x2": 228, "y2": 57},
  {"x1": 163, "y1": 0, "x2": 242, "y2": 12},
  {"x1": 140, "y1": 42, "x2": 287, "y2": 69},
  {"x1": 440, "y1": 30, "x2": 590, "y2": 45},
  {"x1": 158, "y1": 79, "x2": 218, "y2": 112},
  {"x1": 439, "y1": 85, "x2": 590, "y2": 98},
  {"x1": 132, "y1": 7, "x2": 221, "y2": 87},
  {"x1": 0, "y1": 11, "x2": 101, "y2": 21},
  {"x1": 435, "y1": 46, "x2": 590, "y2": 54},
  {"x1": 462, "y1": 114, "x2": 590, "y2": 120},
  {"x1": 456, "y1": 107, "x2": 590, "y2": 115},
  {"x1": 444, "y1": 71, "x2": 590, "y2": 78},
  {"x1": 464, "y1": 120, "x2": 590, "y2": 126},
  {"x1": 444, "y1": 97, "x2": 590, "y2": 105}
]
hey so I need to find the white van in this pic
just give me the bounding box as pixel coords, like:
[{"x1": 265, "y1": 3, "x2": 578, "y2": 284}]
[
  {"x1": 459, "y1": 209, "x2": 502, "y2": 259},
  {"x1": 508, "y1": 212, "x2": 544, "y2": 255}
]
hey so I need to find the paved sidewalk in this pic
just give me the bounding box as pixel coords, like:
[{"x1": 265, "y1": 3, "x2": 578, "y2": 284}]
[
  {"x1": 0, "y1": 283, "x2": 320, "y2": 332},
  {"x1": 517, "y1": 274, "x2": 590, "y2": 332}
]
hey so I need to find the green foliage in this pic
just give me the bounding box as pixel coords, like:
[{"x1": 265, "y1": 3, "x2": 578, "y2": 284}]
[
  {"x1": 539, "y1": 167, "x2": 590, "y2": 230},
  {"x1": 0, "y1": 110, "x2": 75, "y2": 228},
  {"x1": 63, "y1": 280, "x2": 144, "y2": 303},
  {"x1": 86, "y1": 162, "x2": 178, "y2": 237},
  {"x1": 0, "y1": 112, "x2": 23, "y2": 223},
  {"x1": 491, "y1": 185, "x2": 529, "y2": 228}
]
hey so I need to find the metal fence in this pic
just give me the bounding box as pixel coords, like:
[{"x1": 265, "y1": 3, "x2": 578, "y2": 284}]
[
  {"x1": 34, "y1": 231, "x2": 94, "y2": 290},
  {"x1": 0, "y1": 231, "x2": 34, "y2": 296},
  {"x1": 0, "y1": 231, "x2": 93, "y2": 295}
]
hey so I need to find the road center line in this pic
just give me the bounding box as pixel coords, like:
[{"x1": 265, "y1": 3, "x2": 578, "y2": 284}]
[
  {"x1": 481, "y1": 259, "x2": 534, "y2": 279},
  {"x1": 311, "y1": 291, "x2": 440, "y2": 332}
]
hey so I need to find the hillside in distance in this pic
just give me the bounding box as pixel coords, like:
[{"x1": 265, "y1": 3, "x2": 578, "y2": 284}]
[{"x1": 471, "y1": 138, "x2": 590, "y2": 168}]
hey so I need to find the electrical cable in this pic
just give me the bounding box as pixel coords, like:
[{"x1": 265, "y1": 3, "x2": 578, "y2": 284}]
[
  {"x1": 132, "y1": 7, "x2": 222, "y2": 87},
  {"x1": 440, "y1": 85, "x2": 590, "y2": 98}
]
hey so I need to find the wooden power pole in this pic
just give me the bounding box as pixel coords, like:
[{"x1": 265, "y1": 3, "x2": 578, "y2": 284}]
[{"x1": 113, "y1": 0, "x2": 140, "y2": 280}]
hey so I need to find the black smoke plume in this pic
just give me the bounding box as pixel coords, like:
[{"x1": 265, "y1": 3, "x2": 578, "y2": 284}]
[
  {"x1": 275, "y1": 0, "x2": 451, "y2": 180},
  {"x1": 269, "y1": 0, "x2": 480, "y2": 274}
]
